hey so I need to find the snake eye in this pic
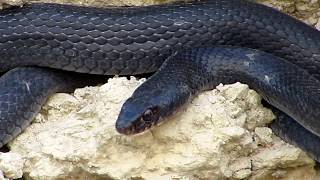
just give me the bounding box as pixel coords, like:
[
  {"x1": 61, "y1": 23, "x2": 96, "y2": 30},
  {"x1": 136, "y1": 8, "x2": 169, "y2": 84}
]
[
  {"x1": 142, "y1": 109, "x2": 154, "y2": 122},
  {"x1": 141, "y1": 107, "x2": 159, "y2": 123}
]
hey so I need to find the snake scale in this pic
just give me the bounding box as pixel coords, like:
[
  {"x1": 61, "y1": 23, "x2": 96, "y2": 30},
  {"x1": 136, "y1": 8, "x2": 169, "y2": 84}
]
[{"x1": 0, "y1": 0, "x2": 319, "y2": 161}]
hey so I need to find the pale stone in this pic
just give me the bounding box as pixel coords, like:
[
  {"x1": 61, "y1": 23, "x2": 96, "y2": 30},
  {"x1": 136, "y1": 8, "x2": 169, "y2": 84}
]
[
  {"x1": 252, "y1": 139, "x2": 315, "y2": 172},
  {"x1": 0, "y1": 152, "x2": 24, "y2": 179},
  {"x1": 0, "y1": 78, "x2": 313, "y2": 179},
  {"x1": 0, "y1": 0, "x2": 23, "y2": 9},
  {"x1": 229, "y1": 157, "x2": 252, "y2": 179},
  {"x1": 254, "y1": 127, "x2": 273, "y2": 145},
  {"x1": 257, "y1": 0, "x2": 320, "y2": 26}
]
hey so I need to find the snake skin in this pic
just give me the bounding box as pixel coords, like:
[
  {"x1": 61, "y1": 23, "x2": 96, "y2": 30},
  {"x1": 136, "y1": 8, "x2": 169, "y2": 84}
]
[
  {"x1": 266, "y1": 105, "x2": 320, "y2": 161},
  {"x1": 0, "y1": 1, "x2": 319, "y2": 76},
  {"x1": 117, "y1": 47, "x2": 320, "y2": 139},
  {"x1": 0, "y1": 0, "x2": 319, "y2": 161}
]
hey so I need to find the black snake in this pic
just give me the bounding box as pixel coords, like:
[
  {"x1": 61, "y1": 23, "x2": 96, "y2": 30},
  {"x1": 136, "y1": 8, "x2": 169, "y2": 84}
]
[{"x1": 0, "y1": 0, "x2": 319, "y2": 161}]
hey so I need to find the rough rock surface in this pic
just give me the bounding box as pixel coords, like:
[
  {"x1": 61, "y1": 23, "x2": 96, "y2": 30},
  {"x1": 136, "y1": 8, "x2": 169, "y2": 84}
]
[
  {"x1": 0, "y1": 0, "x2": 319, "y2": 179},
  {"x1": 0, "y1": 152, "x2": 24, "y2": 179},
  {"x1": 0, "y1": 0, "x2": 23, "y2": 9},
  {"x1": 6, "y1": 79, "x2": 316, "y2": 180},
  {"x1": 0, "y1": 78, "x2": 315, "y2": 180},
  {"x1": 257, "y1": 0, "x2": 320, "y2": 27}
]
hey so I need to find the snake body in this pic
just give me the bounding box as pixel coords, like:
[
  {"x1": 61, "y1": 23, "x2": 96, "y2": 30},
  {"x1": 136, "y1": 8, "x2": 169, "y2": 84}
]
[{"x1": 0, "y1": 0, "x2": 319, "y2": 161}]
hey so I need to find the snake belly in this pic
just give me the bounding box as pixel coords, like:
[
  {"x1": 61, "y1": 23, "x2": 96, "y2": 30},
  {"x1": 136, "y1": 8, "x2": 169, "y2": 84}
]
[{"x1": 0, "y1": 0, "x2": 319, "y2": 160}]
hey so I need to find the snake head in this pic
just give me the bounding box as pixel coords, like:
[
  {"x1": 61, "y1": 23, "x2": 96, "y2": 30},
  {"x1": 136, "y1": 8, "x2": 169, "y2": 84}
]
[
  {"x1": 115, "y1": 96, "x2": 163, "y2": 135},
  {"x1": 116, "y1": 81, "x2": 192, "y2": 135}
]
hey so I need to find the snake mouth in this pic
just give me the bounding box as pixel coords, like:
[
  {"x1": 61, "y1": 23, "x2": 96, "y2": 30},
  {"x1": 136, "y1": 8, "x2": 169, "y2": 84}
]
[{"x1": 116, "y1": 107, "x2": 161, "y2": 135}]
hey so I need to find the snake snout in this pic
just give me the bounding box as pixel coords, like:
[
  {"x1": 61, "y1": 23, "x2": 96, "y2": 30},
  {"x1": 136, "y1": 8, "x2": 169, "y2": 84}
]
[{"x1": 116, "y1": 97, "x2": 161, "y2": 135}]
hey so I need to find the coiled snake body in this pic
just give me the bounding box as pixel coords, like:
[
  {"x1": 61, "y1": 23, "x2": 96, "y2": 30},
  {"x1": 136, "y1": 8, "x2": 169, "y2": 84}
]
[{"x1": 0, "y1": 0, "x2": 319, "y2": 161}]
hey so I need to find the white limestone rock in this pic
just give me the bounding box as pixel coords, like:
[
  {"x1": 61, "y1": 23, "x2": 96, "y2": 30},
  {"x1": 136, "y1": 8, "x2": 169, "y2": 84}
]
[
  {"x1": 0, "y1": 152, "x2": 24, "y2": 179},
  {"x1": 2, "y1": 78, "x2": 315, "y2": 180}
]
